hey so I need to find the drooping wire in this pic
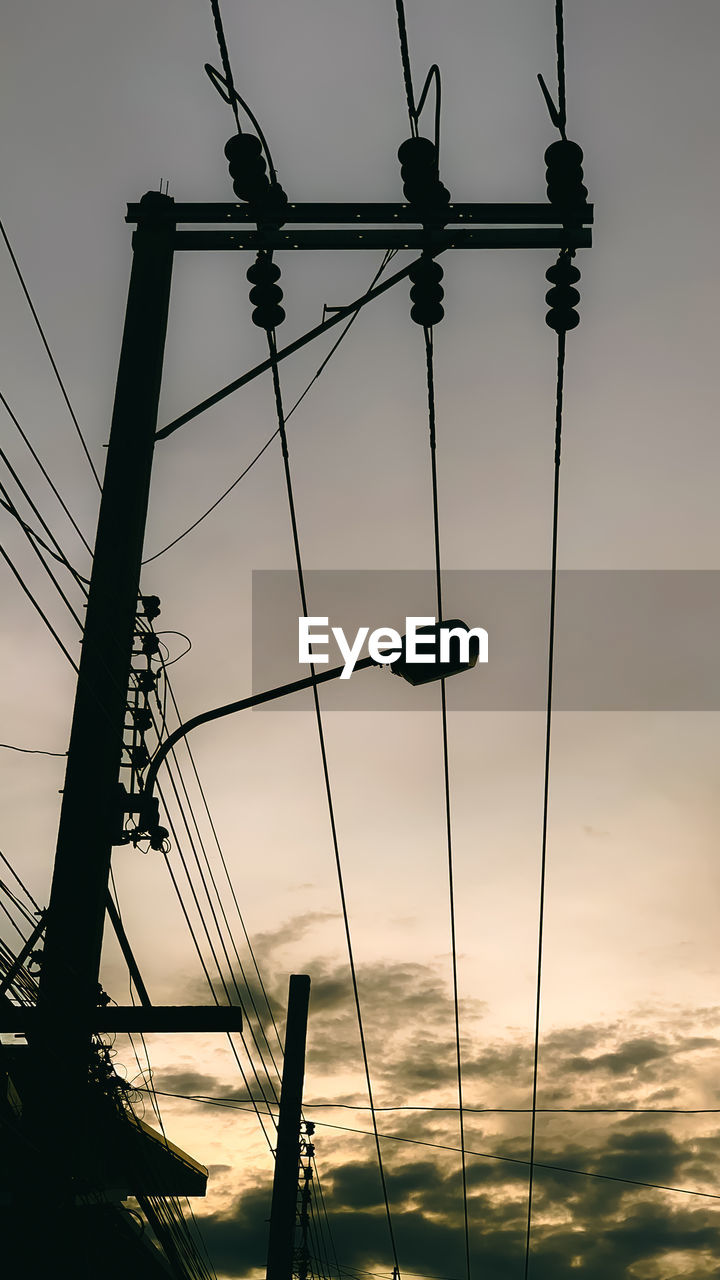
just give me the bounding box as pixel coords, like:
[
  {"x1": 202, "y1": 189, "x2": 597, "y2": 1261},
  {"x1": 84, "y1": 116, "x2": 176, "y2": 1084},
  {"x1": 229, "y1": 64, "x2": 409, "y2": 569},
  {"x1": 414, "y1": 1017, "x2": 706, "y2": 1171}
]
[
  {"x1": 422, "y1": 328, "x2": 471, "y2": 1280},
  {"x1": 522, "y1": 331, "x2": 567, "y2": 1280},
  {"x1": 142, "y1": 1088, "x2": 720, "y2": 1203},
  {"x1": 156, "y1": 654, "x2": 283, "y2": 1056},
  {"x1": 144, "y1": 633, "x2": 283, "y2": 1124},
  {"x1": 0, "y1": 435, "x2": 89, "y2": 594},
  {"x1": 157, "y1": 779, "x2": 277, "y2": 1155},
  {"x1": 266, "y1": 326, "x2": 401, "y2": 1277},
  {"x1": 0, "y1": 220, "x2": 102, "y2": 492},
  {"x1": 142, "y1": 250, "x2": 397, "y2": 566},
  {"x1": 0, "y1": 850, "x2": 42, "y2": 913},
  {"x1": 148, "y1": 656, "x2": 283, "y2": 1083},
  {"x1": 0, "y1": 492, "x2": 88, "y2": 588},
  {"x1": 155, "y1": 760, "x2": 280, "y2": 1149},
  {"x1": 150, "y1": 662, "x2": 339, "y2": 1266},
  {"x1": 0, "y1": 480, "x2": 85, "y2": 631},
  {"x1": 207, "y1": 0, "x2": 241, "y2": 131},
  {"x1": 149, "y1": 702, "x2": 282, "y2": 1111}
]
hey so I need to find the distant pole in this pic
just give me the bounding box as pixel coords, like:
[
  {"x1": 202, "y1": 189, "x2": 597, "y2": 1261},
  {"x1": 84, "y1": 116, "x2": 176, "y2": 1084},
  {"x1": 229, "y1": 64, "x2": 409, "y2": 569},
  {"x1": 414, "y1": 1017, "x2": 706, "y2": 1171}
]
[
  {"x1": 35, "y1": 192, "x2": 176, "y2": 1092},
  {"x1": 266, "y1": 974, "x2": 311, "y2": 1280}
]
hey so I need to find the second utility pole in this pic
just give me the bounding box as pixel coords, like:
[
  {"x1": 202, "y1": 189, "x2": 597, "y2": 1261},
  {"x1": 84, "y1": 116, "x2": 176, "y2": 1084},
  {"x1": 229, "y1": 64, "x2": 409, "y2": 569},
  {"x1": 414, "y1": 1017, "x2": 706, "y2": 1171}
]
[{"x1": 267, "y1": 974, "x2": 312, "y2": 1280}]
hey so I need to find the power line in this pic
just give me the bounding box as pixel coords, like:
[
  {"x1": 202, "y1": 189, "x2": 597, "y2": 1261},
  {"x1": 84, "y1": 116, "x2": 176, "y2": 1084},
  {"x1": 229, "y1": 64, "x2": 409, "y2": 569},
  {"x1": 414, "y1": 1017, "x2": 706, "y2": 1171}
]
[
  {"x1": 208, "y1": 0, "x2": 241, "y2": 132},
  {"x1": 0, "y1": 850, "x2": 42, "y2": 913},
  {"x1": 0, "y1": 540, "x2": 78, "y2": 671},
  {"x1": 394, "y1": 0, "x2": 417, "y2": 132},
  {"x1": 422, "y1": 324, "x2": 470, "y2": 1280},
  {"x1": 142, "y1": 1091, "x2": 720, "y2": 1117},
  {"x1": 0, "y1": 492, "x2": 88, "y2": 587},
  {"x1": 155, "y1": 768, "x2": 279, "y2": 1152},
  {"x1": 150, "y1": 703, "x2": 282, "y2": 1112},
  {"x1": 141, "y1": 1089, "x2": 720, "y2": 1203},
  {"x1": 142, "y1": 249, "x2": 396, "y2": 566},
  {"x1": 0, "y1": 741, "x2": 66, "y2": 757},
  {"x1": 0, "y1": 479, "x2": 86, "y2": 631},
  {"x1": 0, "y1": 436, "x2": 89, "y2": 600},
  {"x1": 150, "y1": 656, "x2": 284, "y2": 1083},
  {"x1": 0, "y1": 217, "x2": 102, "y2": 491},
  {"x1": 523, "y1": 335, "x2": 567, "y2": 1279},
  {"x1": 0, "y1": 389, "x2": 93, "y2": 559},
  {"x1": 266, "y1": 323, "x2": 401, "y2": 1276}
]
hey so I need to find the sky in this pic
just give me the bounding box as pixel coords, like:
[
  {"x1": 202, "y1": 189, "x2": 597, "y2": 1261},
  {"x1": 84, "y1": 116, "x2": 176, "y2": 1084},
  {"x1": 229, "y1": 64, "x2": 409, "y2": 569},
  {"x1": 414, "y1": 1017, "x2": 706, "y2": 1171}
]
[{"x1": 2, "y1": 1, "x2": 720, "y2": 1277}]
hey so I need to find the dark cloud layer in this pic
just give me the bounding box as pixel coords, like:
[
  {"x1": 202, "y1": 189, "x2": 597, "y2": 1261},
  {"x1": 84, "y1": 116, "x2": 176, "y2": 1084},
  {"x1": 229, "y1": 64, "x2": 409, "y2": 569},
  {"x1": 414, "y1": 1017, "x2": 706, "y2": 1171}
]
[{"x1": 162, "y1": 942, "x2": 720, "y2": 1278}]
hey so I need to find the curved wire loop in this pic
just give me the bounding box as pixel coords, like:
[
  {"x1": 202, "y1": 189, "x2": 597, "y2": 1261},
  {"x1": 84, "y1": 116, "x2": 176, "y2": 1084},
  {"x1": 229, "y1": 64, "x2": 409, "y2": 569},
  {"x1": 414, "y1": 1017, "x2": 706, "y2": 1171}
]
[
  {"x1": 413, "y1": 64, "x2": 442, "y2": 153},
  {"x1": 204, "y1": 62, "x2": 278, "y2": 182}
]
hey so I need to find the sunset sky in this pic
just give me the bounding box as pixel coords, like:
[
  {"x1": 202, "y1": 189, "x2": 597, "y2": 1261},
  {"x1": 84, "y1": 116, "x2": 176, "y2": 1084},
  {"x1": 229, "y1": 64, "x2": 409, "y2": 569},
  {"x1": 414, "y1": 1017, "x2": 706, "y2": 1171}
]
[{"x1": 2, "y1": 2, "x2": 720, "y2": 1277}]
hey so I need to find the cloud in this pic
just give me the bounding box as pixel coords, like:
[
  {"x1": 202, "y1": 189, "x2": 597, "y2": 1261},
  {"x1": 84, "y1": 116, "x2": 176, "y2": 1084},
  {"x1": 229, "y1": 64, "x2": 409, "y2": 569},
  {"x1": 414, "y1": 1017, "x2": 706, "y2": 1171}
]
[{"x1": 160, "y1": 930, "x2": 720, "y2": 1276}]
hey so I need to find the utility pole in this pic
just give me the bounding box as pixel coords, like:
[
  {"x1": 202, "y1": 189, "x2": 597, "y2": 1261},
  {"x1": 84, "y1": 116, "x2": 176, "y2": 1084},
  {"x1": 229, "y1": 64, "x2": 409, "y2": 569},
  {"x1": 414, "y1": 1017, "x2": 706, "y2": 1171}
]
[
  {"x1": 267, "y1": 974, "x2": 311, "y2": 1280},
  {"x1": 35, "y1": 191, "x2": 175, "y2": 1090}
]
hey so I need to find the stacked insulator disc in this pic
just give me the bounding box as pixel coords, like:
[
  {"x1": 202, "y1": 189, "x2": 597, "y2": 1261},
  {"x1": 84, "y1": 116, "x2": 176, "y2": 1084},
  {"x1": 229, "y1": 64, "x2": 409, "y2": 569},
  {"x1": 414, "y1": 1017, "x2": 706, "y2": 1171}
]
[
  {"x1": 247, "y1": 254, "x2": 285, "y2": 329},
  {"x1": 545, "y1": 140, "x2": 587, "y2": 221},
  {"x1": 545, "y1": 254, "x2": 581, "y2": 332},
  {"x1": 398, "y1": 137, "x2": 451, "y2": 221},
  {"x1": 408, "y1": 252, "x2": 444, "y2": 327},
  {"x1": 224, "y1": 132, "x2": 288, "y2": 219}
]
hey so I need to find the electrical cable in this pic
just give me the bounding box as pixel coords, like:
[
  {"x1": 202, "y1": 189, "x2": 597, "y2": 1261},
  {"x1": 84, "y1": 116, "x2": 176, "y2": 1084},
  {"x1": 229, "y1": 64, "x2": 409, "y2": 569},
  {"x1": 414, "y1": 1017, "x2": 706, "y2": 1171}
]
[
  {"x1": 142, "y1": 250, "x2": 397, "y2": 566},
  {"x1": 0, "y1": 741, "x2": 66, "y2": 757},
  {"x1": 523, "y1": 335, "x2": 565, "y2": 1275},
  {"x1": 158, "y1": 658, "x2": 285, "y2": 1072},
  {"x1": 0, "y1": 492, "x2": 89, "y2": 587},
  {"x1": 157, "y1": 775, "x2": 278, "y2": 1153},
  {"x1": 0, "y1": 218, "x2": 102, "y2": 492},
  {"x1": 0, "y1": 540, "x2": 79, "y2": 671},
  {"x1": 522, "y1": 6, "x2": 575, "y2": 1271},
  {"x1": 394, "y1": 0, "x2": 418, "y2": 133},
  {"x1": 141, "y1": 1089, "x2": 720, "y2": 1203},
  {"x1": 422, "y1": 323, "x2": 471, "y2": 1280},
  {"x1": 0, "y1": 440, "x2": 89, "y2": 598},
  {"x1": 0, "y1": 389, "x2": 93, "y2": 559},
  {"x1": 208, "y1": 0, "x2": 241, "y2": 131},
  {"x1": 0, "y1": 480, "x2": 85, "y2": 631},
  {"x1": 145, "y1": 665, "x2": 281, "y2": 1079},
  {"x1": 555, "y1": 0, "x2": 567, "y2": 137},
  {"x1": 148, "y1": 677, "x2": 283, "y2": 1091},
  {"x1": 151, "y1": 706, "x2": 281, "y2": 1114},
  {"x1": 142, "y1": 633, "x2": 338, "y2": 1273},
  {"x1": 266, "y1": 324, "x2": 401, "y2": 1276},
  {"x1": 0, "y1": 850, "x2": 42, "y2": 912}
]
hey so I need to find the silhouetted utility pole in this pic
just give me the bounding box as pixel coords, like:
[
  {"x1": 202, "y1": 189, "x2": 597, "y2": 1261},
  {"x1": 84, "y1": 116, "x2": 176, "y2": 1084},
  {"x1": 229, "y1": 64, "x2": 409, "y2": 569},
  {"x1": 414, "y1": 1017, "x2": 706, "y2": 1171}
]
[
  {"x1": 267, "y1": 974, "x2": 311, "y2": 1280},
  {"x1": 36, "y1": 191, "x2": 175, "y2": 1092}
]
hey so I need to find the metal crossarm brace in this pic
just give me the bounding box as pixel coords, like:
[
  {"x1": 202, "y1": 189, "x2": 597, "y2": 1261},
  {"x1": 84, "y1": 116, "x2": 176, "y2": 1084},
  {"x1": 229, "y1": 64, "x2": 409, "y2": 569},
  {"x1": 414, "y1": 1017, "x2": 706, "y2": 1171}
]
[
  {"x1": 2, "y1": 1005, "x2": 243, "y2": 1033},
  {"x1": 126, "y1": 199, "x2": 593, "y2": 254}
]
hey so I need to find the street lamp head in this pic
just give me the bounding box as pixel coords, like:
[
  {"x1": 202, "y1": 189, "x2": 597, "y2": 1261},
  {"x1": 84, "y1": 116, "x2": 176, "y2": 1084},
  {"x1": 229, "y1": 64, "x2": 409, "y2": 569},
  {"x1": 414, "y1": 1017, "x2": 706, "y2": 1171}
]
[{"x1": 390, "y1": 618, "x2": 484, "y2": 686}]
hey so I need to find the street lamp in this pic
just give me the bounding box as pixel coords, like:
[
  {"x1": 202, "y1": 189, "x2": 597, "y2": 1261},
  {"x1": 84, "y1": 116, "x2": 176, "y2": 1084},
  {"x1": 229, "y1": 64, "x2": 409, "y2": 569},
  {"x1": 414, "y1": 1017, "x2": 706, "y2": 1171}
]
[{"x1": 138, "y1": 617, "x2": 481, "y2": 843}]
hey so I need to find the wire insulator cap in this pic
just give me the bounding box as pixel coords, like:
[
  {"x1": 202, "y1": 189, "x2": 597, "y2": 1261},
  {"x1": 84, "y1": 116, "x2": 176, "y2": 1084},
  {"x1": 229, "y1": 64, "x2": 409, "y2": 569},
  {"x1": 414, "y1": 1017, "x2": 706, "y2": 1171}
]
[
  {"x1": 225, "y1": 132, "x2": 270, "y2": 202},
  {"x1": 246, "y1": 254, "x2": 285, "y2": 330},
  {"x1": 545, "y1": 140, "x2": 588, "y2": 220},
  {"x1": 398, "y1": 136, "x2": 451, "y2": 222},
  {"x1": 545, "y1": 254, "x2": 581, "y2": 332},
  {"x1": 408, "y1": 253, "x2": 445, "y2": 327}
]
